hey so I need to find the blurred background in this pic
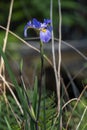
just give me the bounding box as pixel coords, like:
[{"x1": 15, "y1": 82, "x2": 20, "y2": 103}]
[
  {"x1": 0, "y1": 0, "x2": 87, "y2": 94},
  {"x1": 0, "y1": 0, "x2": 87, "y2": 40}
]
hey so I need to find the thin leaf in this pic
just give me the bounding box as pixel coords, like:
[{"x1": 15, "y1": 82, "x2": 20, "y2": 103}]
[
  {"x1": 0, "y1": 46, "x2": 36, "y2": 122},
  {"x1": 20, "y1": 59, "x2": 23, "y2": 73},
  {"x1": 4, "y1": 117, "x2": 12, "y2": 130},
  {"x1": 32, "y1": 76, "x2": 38, "y2": 114}
]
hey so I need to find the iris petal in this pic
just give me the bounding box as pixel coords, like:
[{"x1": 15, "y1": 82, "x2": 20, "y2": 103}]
[
  {"x1": 40, "y1": 23, "x2": 47, "y2": 28},
  {"x1": 24, "y1": 21, "x2": 32, "y2": 37},
  {"x1": 24, "y1": 25, "x2": 28, "y2": 37},
  {"x1": 40, "y1": 29, "x2": 51, "y2": 43},
  {"x1": 24, "y1": 18, "x2": 52, "y2": 42},
  {"x1": 44, "y1": 19, "x2": 51, "y2": 24},
  {"x1": 27, "y1": 21, "x2": 32, "y2": 26},
  {"x1": 32, "y1": 18, "x2": 41, "y2": 28},
  {"x1": 24, "y1": 28, "x2": 27, "y2": 37},
  {"x1": 47, "y1": 26, "x2": 52, "y2": 32}
]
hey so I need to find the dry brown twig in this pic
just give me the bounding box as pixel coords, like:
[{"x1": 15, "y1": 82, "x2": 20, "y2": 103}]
[
  {"x1": 50, "y1": 0, "x2": 62, "y2": 129},
  {"x1": 0, "y1": 0, "x2": 14, "y2": 72},
  {"x1": 0, "y1": 0, "x2": 14, "y2": 104},
  {"x1": 0, "y1": 74, "x2": 23, "y2": 114},
  {"x1": 57, "y1": 0, "x2": 62, "y2": 113},
  {"x1": 66, "y1": 85, "x2": 87, "y2": 129}
]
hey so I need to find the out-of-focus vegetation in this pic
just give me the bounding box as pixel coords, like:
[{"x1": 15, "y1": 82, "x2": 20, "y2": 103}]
[{"x1": 0, "y1": 0, "x2": 87, "y2": 40}]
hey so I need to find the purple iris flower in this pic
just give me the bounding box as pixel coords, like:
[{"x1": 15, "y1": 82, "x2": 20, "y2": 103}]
[{"x1": 24, "y1": 18, "x2": 52, "y2": 43}]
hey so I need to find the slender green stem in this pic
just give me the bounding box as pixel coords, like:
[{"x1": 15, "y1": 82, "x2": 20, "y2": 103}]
[{"x1": 36, "y1": 41, "x2": 44, "y2": 129}]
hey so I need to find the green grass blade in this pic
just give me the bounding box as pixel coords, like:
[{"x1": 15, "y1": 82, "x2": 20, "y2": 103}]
[
  {"x1": 0, "y1": 46, "x2": 36, "y2": 122},
  {"x1": 4, "y1": 117, "x2": 12, "y2": 130},
  {"x1": 42, "y1": 85, "x2": 46, "y2": 130},
  {"x1": 32, "y1": 76, "x2": 38, "y2": 114},
  {"x1": 0, "y1": 46, "x2": 22, "y2": 101}
]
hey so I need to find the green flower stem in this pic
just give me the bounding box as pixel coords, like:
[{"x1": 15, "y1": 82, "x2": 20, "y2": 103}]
[{"x1": 36, "y1": 41, "x2": 44, "y2": 129}]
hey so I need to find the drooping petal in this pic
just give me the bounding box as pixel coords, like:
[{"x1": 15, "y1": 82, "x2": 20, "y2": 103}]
[
  {"x1": 40, "y1": 29, "x2": 51, "y2": 43},
  {"x1": 24, "y1": 25, "x2": 28, "y2": 37},
  {"x1": 24, "y1": 27, "x2": 27, "y2": 37},
  {"x1": 24, "y1": 21, "x2": 32, "y2": 37}
]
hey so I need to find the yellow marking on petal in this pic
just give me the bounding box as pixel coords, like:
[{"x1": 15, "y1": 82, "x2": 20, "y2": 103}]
[{"x1": 42, "y1": 29, "x2": 46, "y2": 32}]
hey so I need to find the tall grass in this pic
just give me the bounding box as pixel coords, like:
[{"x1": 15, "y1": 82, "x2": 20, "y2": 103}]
[{"x1": 0, "y1": 0, "x2": 87, "y2": 130}]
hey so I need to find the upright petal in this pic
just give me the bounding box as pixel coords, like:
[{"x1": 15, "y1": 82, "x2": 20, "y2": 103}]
[
  {"x1": 32, "y1": 18, "x2": 41, "y2": 28},
  {"x1": 40, "y1": 23, "x2": 47, "y2": 28},
  {"x1": 44, "y1": 19, "x2": 51, "y2": 24}
]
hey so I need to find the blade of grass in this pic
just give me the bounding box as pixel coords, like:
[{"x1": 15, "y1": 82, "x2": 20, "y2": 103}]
[
  {"x1": 32, "y1": 76, "x2": 38, "y2": 115},
  {"x1": 19, "y1": 66, "x2": 37, "y2": 123},
  {"x1": 76, "y1": 106, "x2": 87, "y2": 130},
  {"x1": 0, "y1": 46, "x2": 24, "y2": 110},
  {"x1": 0, "y1": 46, "x2": 37, "y2": 123},
  {"x1": 0, "y1": 0, "x2": 14, "y2": 73},
  {"x1": 0, "y1": 74, "x2": 23, "y2": 115},
  {"x1": 43, "y1": 84, "x2": 46, "y2": 130},
  {"x1": 0, "y1": 0, "x2": 14, "y2": 99},
  {"x1": 66, "y1": 85, "x2": 87, "y2": 129},
  {"x1": 0, "y1": 25, "x2": 53, "y2": 66},
  {"x1": 4, "y1": 117, "x2": 12, "y2": 130}
]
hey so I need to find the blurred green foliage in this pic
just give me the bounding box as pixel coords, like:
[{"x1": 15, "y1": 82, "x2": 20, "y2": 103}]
[
  {"x1": 66, "y1": 97, "x2": 87, "y2": 130},
  {"x1": 0, "y1": 0, "x2": 87, "y2": 39}
]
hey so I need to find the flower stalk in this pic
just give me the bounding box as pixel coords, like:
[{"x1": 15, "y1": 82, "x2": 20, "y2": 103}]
[
  {"x1": 37, "y1": 41, "x2": 44, "y2": 128},
  {"x1": 24, "y1": 18, "x2": 52, "y2": 129}
]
